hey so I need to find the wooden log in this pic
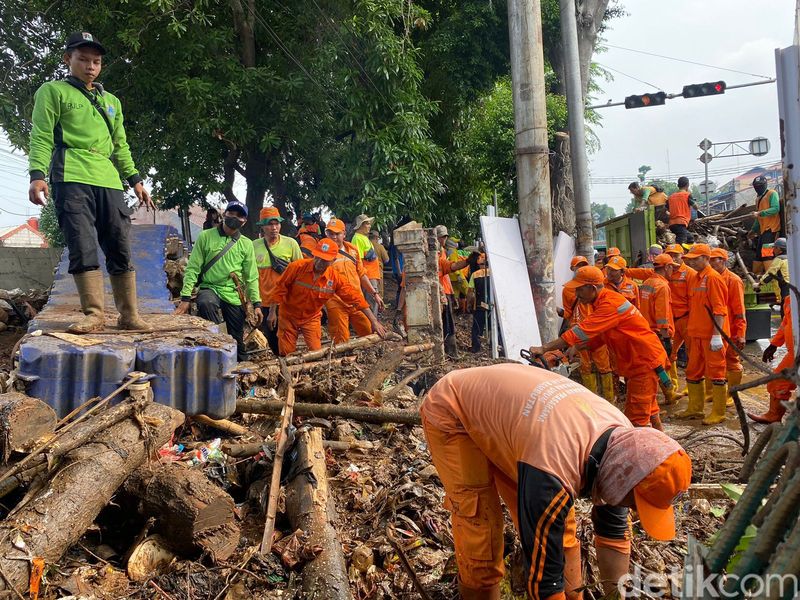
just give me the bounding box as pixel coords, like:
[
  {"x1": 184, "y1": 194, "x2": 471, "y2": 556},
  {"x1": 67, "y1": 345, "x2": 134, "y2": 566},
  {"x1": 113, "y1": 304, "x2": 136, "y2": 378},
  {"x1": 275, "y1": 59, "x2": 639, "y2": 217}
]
[
  {"x1": 192, "y1": 414, "x2": 252, "y2": 437},
  {"x1": 125, "y1": 463, "x2": 240, "y2": 561},
  {"x1": 236, "y1": 399, "x2": 421, "y2": 426},
  {"x1": 0, "y1": 392, "x2": 57, "y2": 458},
  {"x1": 260, "y1": 372, "x2": 296, "y2": 553},
  {"x1": 355, "y1": 345, "x2": 406, "y2": 394},
  {"x1": 284, "y1": 428, "x2": 351, "y2": 600},
  {"x1": 221, "y1": 439, "x2": 377, "y2": 458},
  {"x1": 0, "y1": 402, "x2": 183, "y2": 595},
  {"x1": 285, "y1": 334, "x2": 384, "y2": 363}
]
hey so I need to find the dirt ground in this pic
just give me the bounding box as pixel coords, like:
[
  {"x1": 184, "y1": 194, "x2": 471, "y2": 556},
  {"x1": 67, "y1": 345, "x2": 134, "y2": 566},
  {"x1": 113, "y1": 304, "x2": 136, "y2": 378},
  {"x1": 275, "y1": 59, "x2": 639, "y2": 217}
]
[{"x1": 0, "y1": 288, "x2": 782, "y2": 599}]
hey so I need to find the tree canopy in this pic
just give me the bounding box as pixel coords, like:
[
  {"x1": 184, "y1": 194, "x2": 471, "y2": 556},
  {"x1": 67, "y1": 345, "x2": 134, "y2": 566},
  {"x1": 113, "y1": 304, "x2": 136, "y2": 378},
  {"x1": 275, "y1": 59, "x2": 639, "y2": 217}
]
[{"x1": 0, "y1": 0, "x2": 619, "y2": 238}]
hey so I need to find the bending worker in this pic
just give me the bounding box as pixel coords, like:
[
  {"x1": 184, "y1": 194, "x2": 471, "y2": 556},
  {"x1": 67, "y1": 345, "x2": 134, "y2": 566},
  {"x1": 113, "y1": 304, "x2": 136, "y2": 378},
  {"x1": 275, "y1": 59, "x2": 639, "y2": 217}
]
[
  {"x1": 637, "y1": 254, "x2": 676, "y2": 404},
  {"x1": 530, "y1": 266, "x2": 670, "y2": 430},
  {"x1": 421, "y1": 363, "x2": 691, "y2": 600},
  {"x1": 749, "y1": 295, "x2": 794, "y2": 424},
  {"x1": 563, "y1": 256, "x2": 614, "y2": 402},
  {"x1": 676, "y1": 244, "x2": 730, "y2": 425},
  {"x1": 266, "y1": 238, "x2": 386, "y2": 355},
  {"x1": 324, "y1": 217, "x2": 384, "y2": 343}
]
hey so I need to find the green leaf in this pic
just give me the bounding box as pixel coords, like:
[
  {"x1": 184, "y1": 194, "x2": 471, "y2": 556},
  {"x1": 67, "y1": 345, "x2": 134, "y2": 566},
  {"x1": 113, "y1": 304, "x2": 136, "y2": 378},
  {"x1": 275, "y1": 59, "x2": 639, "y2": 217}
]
[{"x1": 720, "y1": 483, "x2": 746, "y2": 502}]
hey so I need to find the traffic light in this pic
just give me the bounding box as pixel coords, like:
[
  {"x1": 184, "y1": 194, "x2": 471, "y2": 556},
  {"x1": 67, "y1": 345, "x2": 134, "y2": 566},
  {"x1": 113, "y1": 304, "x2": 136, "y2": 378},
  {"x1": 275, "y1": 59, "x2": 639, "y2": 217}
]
[
  {"x1": 624, "y1": 92, "x2": 667, "y2": 109},
  {"x1": 682, "y1": 81, "x2": 726, "y2": 99}
]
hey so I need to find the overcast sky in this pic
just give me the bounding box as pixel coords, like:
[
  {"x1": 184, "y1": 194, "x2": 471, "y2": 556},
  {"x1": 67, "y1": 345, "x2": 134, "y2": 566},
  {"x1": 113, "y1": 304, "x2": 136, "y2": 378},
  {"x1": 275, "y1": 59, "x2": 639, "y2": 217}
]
[
  {"x1": 589, "y1": 0, "x2": 795, "y2": 216},
  {"x1": 0, "y1": 0, "x2": 796, "y2": 227}
]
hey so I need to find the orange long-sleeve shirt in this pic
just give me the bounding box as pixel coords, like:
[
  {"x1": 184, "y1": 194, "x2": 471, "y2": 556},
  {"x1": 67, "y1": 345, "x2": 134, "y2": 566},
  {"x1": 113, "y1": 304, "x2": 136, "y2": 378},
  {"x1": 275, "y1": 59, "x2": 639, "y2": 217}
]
[
  {"x1": 772, "y1": 297, "x2": 794, "y2": 356},
  {"x1": 269, "y1": 259, "x2": 368, "y2": 324},
  {"x1": 326, "y1": 241, "x2": 369, "y2": 312},
  {"x1": 628, "y1": 263, "x2": 694, "y2": 319},
  {"x1": 720, "y1": 268, "x2": 746, "y2": 341},
  {"x1": 640, "y1": 273, "x2": 674, "y2": 337},
  {"x1": 561, "y1": 288, "x2": 667, "y2": 378},
  {"x1": 438, "y1": 248, "x2": 455, "y2": 296},
  {"x1": 562, "y1": 279, "x2": 581, "y2": 322},
  {"x1": 606, "y1": 276, "x2": 640, "y2": 309},
  {"x1": 687, "y1": 265, "x2": 729, "y2": 338}
]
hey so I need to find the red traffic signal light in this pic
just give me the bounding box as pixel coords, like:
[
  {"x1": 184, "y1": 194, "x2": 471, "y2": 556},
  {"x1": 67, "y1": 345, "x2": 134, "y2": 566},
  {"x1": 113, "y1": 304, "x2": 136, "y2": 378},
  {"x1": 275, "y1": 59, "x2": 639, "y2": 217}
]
[
  {"x1": 624, "y1": 92, "x2": 667, "y2": 109},
  {"x1": 682, "y1": 81, "x2": 726, "y2": 99}
]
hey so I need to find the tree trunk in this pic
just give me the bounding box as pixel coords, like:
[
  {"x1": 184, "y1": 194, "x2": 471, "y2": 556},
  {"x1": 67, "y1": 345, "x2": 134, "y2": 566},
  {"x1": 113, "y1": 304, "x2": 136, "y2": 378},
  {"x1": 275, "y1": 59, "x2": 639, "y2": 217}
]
[
  {"x1": 244, "y1": 144, "x2": 269, "y2": 238},
  {"x1": 284, "y1": 428, "x2": 351, "y2": 600},
  {"x1": 0, "y1": 402, "x2": 183, "y2": 595},
  {"x1": 0, "y1": 392, "x2": 57, "y2": 459},
  {"x1": 125, "y1": 463, "x2": 240, "y2": 561},
  {"x1": 550, "y1": 132, "x2": 576, "y2": 236}
]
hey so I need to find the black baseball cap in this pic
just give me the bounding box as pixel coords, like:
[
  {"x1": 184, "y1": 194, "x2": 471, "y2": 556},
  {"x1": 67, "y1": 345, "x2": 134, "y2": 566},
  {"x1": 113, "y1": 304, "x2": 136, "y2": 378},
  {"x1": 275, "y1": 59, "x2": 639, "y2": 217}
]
[{"x1": 65, "y1": 32, "x2": 106, "y2": 55}]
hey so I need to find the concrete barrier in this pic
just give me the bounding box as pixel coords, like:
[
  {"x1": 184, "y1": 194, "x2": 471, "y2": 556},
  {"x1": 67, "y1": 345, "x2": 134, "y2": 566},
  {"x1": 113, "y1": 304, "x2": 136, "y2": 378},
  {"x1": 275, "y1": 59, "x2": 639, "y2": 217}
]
[{"x1": 0, "y1": 247, "x2": 62, "y2": 290}]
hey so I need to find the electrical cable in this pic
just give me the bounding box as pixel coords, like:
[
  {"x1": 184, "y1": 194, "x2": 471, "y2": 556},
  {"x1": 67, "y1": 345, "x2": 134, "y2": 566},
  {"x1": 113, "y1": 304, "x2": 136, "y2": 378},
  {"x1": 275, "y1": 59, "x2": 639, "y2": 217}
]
[
  {"x1": 595, "y1": 63, "x2": 664, "y2": 91},
  {"x1": 604, "y1": 44, "x2": 773, "y2": 80}
]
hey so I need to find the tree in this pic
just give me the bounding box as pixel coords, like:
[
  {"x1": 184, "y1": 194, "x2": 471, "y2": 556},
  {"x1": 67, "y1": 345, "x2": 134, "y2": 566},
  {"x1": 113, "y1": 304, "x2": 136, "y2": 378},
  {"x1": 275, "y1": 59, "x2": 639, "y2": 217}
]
[
  {"x1": 591, "y1": 202, "x2": 614, "y2": 242},
  {"x1": 0, "y1": 0, "x2": 445, "y2": 237},
  {"x1": 637, "y1": 165, "x2": 652, "y2": 183},
  {"x1": 38, "y1": 201, "x2": 64, "y2": 248}
]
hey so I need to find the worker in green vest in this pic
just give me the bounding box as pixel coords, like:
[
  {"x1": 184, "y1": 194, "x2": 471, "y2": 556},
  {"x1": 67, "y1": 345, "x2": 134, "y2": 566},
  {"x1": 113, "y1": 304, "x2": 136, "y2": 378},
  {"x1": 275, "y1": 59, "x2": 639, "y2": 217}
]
[{"x1": 27, "y1": 32, "x2": 153, "y2": 333}]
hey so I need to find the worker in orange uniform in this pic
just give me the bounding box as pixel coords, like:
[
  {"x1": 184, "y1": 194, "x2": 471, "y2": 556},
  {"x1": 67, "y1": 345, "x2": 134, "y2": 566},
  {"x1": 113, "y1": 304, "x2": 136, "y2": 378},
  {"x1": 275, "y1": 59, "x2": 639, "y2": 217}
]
[
  {"x1": 604, "y1": 256, "x2": 640, "y2": 308},
  {"x1": 676, "y1": 244, "x2": 730, "y2": 425},
  {"x1": 266, "y1": 238, "x2": 386, "y2": 355},
  {"x1": 296, "y1": 212, "x2": 324, "y2": 257},
  {"x1": 604, "y1": 247, "x2": 621, "y2": 266},
  {"x1": 435, "y1": 225, "x2": 475, "y2": 357},
  {"x1": 421, "y1": 363, "x2": 692, "y2": 600},
  {"x1": 749, "y1": 175, "x2": 782, "y2": 275},
  {"x1": 253, "y1": 207, "x2": 303, "y2": 356},
  {"x1": 530, "y1": 266, "x2": 671, "y2": 430},
  {"x1": 749, "y1": 295, "x2": 794, "y2": 423},
  {"x1": 709, "y1": 248, "x2": 746, "y2": 404},
  {"x1": 324, "y1": 217, "x2": 384, "y2": 343},
  {"x1": 562, "y1": 256, "x2": 614, "y2": 401},
  {"x1": 665, "y1": 177, "x2": 696, "y2": 244},
  {"x1": 628, "y1": 244, "x2": 693, "y2": 397},
  {"x1": 638, "y1": 254, "x2": 676, "y2": 405}
]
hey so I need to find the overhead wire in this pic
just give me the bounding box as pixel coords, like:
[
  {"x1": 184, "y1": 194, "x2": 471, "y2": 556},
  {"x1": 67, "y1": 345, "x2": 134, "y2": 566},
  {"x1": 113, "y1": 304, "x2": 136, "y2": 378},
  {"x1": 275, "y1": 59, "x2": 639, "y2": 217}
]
[
  {"x1": 250, "y1": 5, "x2": 350, "y2": 116},
  {"x1": 589, "y1": 160, "x2": 779, "y2": 184},
  {"x1": 595, "y1": 63, "x2": 664, "y2": 91},
  {"x1": 604, "y1": 44, "x2": 773, "y2": 80}
]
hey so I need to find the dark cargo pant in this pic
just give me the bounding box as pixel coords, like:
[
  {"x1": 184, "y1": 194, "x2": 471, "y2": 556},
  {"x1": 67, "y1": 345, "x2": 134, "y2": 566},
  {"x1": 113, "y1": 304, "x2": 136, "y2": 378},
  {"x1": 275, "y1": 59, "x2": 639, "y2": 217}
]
[
  {"x1": 196, "y1": 288, "x2": 247, "y2": 361},
  {"x1": 53, "y1": 182, "x2": 133, "y2": 275}
]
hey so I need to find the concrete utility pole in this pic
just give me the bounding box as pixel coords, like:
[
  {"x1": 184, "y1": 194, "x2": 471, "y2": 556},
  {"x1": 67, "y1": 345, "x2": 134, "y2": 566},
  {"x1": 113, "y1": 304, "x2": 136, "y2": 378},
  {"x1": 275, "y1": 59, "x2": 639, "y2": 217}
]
[
  {"x1": 559, "y1": 0, "x2": 594, "y2": 263},
  {"x1": 507, "y1": 0, "x2": 557, "y2": 342}
]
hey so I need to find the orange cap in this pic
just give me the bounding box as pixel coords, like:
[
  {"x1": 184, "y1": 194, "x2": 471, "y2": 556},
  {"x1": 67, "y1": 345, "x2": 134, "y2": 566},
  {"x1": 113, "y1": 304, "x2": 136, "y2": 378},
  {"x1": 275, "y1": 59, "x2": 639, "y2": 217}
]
[
  {"x1": 634, "y1": 449, "x2": 692, "y2": 541},
  {"x1": 665, "y1": 244, "x2": 683, "y2": 255},
  {"x1": 574, "y1": 266, "x2": 605, "y2": 285},
  {"x1": 710, "y1": 247, "x2": 729, "y2": 259},
  {"x1": 684, "y1": 243, "x2": 711, "y2": 258},
  {"x1": 606, "y1": 247, "x2": 621, "y2": 258},
  {"x1": 256, "y1": 206, "x2": 283, "y2": 225},
  {"x1": 653, "y1": 254, "x2": 674, "y2": 267},
  {"x1": 605, "y1": 256, "x2": 627, "y2": 271},
  {"x1": 570, "y1": 255, "x2": 589, "y2": 269},
  {"x1": 310, "y1": 238, "x2": 339, "y2": 261},
  {"x1": 325, "y1": 217, "x2": 346, "y2": 234}
]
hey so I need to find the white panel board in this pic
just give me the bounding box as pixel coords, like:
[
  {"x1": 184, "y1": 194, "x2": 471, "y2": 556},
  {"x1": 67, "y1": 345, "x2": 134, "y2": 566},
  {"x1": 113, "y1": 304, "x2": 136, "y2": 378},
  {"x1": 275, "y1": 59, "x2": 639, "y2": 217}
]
[
  {"x1": 480, "y1": 216, "x2": 541, "y2": 362},
  {"x1": 552, "y1": 231, "x2": 575, "y2": 310}
]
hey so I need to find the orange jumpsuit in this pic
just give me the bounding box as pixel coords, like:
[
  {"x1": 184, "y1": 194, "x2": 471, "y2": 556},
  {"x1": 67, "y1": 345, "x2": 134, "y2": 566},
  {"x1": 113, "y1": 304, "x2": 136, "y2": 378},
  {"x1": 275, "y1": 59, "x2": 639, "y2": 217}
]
[
  {"x1": 268, "y1": 259, "x2": 368, "y2": 355},
  {"x1": 563, "y1": 280, "x2": 611, "y2": 377},
  {"x1": 629, "y1": 264, "x2": 693, "y2": 363},
  {"x1": 685, "y1": 265, "x2": 729, "y2": 382},
  {"x1": 639, "y1": 274, "x2": 674, "y2": 340},
  {"x1": 562, "y1": 288, "x2": 667, "y2": 426},
  {"x1": 720, "y1": 268, "x2": 746, "y2": 373},
  {"x1": 768, "y1": 297, "x2": 796, "y2": 401},
  {"x1": 325, "y1": 241, "x2": 372, "y2": 343},
  {"x1": 297, "y1": 224, "x2": 322, "y2": 257},
  {"x1": 438, "y1": 248, "x2": 455, "y2": 295},
  {"x1": 607, "y1": 276, "x2": 640, "y2": 309},
  {"x1": 420, "y1": 364, "x2": 631, "y2": 596}
]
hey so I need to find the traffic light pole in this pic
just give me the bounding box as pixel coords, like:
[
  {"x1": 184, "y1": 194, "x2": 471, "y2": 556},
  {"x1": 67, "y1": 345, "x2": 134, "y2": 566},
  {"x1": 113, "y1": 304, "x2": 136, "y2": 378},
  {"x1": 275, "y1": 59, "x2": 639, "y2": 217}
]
[
  {"x1": 704, "y1": 158, "x2": 710, "y2": 212},
  {"x1": 559, "y1": 0, "x2": 594, "y2": 263}
]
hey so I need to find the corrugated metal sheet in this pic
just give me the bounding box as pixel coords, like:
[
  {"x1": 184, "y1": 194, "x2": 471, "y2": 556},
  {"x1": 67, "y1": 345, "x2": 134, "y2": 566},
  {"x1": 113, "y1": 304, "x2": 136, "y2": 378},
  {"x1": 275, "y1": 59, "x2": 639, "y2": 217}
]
[{"x1": 19, "y1": 225, "x2": 239, "y2": 419}]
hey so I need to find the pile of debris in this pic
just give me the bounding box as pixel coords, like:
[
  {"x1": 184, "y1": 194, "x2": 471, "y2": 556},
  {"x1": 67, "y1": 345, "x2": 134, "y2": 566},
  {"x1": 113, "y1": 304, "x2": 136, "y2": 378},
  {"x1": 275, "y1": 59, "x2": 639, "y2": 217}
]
[{"x1": 0, "y1": 289, "x2": 46, "y2": 334}]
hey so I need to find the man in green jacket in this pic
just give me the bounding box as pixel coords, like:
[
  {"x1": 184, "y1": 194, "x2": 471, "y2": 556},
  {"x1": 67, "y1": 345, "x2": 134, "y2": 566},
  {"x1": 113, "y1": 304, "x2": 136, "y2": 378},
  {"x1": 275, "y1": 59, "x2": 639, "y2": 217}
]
[
  {"x1": 175, "y1": 201, "x2": 262, "y2": 361},
  {"x1": 28, "y1": 31, "x2": 154, "y2": 333}
]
